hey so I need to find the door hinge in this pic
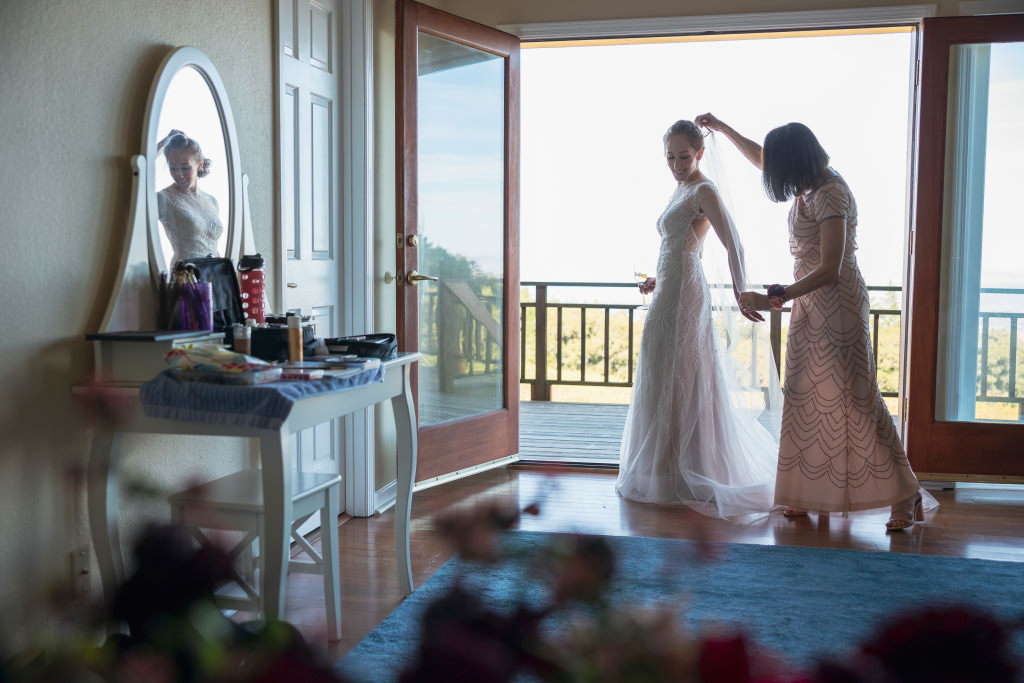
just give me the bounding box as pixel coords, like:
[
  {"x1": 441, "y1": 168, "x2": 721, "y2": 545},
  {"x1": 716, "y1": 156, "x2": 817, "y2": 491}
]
[
  {"x1": 908, "y1": 229, "x2": 914, "y2": 256},
  {"x1": 914, "y1": 59, "x2": 920, "y2": 87}
]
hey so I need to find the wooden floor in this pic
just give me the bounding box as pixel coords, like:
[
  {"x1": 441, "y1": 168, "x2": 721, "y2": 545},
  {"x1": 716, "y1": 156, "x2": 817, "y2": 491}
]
[{"x1": 265, "y1": 466, "x2": 1024, "y2": 663}]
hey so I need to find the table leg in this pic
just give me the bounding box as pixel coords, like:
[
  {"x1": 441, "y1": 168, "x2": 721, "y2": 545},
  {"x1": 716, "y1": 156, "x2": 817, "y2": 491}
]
[
  {"x1": 88, "y1": 427, "x2": 124, "y2": 609},
  {"x1": 390, "y1": 362, "x2": 417, "y2": 595},
  {"x1": 259, "y1": 431, "x2": 293, "y2": 620}
]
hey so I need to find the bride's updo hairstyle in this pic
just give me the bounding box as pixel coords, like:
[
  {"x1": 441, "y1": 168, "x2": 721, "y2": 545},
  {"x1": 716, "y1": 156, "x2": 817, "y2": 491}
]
[
  {"x1": 761, "y1": 122, "x2": 829, "y2": 203},
  {"x1": 663, "y1": 119, "x2": 705, "y2": 152},
  {"x1": 163, "y1": 133, "x2": 214, "y2": 179}
]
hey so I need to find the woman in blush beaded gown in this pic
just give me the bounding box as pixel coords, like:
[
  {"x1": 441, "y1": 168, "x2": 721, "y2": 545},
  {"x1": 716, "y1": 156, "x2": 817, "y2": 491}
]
[
  {"x1": 616, "y1": 120, "x2": 783, "y2": 520},
  {"x1": 698, "y1": 113, "x2": 937, "y2": 530}
]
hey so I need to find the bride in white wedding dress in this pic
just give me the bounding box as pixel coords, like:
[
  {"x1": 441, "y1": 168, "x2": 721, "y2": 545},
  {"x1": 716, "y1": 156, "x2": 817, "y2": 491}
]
[{"x1": 616, "y1": 120, "x2": 782, "y2": 519}]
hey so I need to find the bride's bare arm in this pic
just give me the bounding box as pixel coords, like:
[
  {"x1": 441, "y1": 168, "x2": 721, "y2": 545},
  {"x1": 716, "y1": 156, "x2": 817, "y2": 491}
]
[
  {"x1": 695, "y1": 113, "x2": 764, "y2": 171},
  {"x1": 700, "y1": 187, "x2": 764, "y2": 323}
]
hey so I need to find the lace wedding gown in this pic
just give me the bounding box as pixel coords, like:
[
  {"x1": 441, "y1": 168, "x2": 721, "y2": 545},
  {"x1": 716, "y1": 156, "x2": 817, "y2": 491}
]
[
  {"x1": 616, "y1": 180, "x2": 780, "y2": 518},
  {"x1": 157, "y1": 187, "x2": 224, "y2": 266}
]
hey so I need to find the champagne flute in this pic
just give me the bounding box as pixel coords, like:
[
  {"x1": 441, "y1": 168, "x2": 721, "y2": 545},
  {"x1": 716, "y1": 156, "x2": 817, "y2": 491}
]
[{"x1": 633, "y1": 268, "x2": 649, "y2": 309}]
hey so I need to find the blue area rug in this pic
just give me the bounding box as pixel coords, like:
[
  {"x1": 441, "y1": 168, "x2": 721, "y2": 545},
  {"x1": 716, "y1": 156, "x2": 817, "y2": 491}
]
[{"x1": 338, "y1": 531, "x2": 1024, "y2": 681}]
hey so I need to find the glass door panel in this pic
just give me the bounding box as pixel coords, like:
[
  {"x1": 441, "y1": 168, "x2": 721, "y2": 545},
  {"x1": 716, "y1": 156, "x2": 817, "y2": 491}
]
[
  {"x1": 935, "y1": 41, "x2": 1024, "y2": 423},
  {"x1": 416, "y1": 32, "x2": 505, "y2": 426}
]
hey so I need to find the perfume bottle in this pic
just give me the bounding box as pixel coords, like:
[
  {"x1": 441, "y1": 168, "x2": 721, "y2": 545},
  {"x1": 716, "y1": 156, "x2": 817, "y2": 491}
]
[
  {"x1": 232, "y1": 324, "x2": 251, "y2": 356},
  {"x1": 287, "y1": 314, "x2": 303, "y2": 363}
]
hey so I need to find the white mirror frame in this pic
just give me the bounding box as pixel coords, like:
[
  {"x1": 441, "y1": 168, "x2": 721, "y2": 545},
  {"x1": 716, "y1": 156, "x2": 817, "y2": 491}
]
[{"x1": 142, "y1": 46, "x2": 243, "y2": 284}]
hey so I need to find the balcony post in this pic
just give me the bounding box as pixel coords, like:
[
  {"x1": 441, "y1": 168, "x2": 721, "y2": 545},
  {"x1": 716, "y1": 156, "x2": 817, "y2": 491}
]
[{"x1": 533, "y1": 285, "x2": 550, "y2": 401}]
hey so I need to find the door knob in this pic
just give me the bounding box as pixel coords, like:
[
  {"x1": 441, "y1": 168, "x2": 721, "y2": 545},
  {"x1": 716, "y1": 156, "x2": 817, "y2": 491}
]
[
  {"x1": 384, "y1": 271, "x2": 395, "y2": 284},
  {"x1": 287, "y1": 282, "x2": 298, "y2": 288},
  {"x1": 406, "y1": 270, "x2": 438, "y2": 285}
]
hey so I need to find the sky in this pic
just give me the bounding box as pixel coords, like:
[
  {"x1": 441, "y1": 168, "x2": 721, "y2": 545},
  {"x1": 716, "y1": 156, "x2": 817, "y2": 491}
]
[
  {"x1": 981, "y1": 42, "x2": 1024, "y2": 298},
  {"x1": 516, "y1": 31, "x2": 1022, "y2": 308},
  {"x1": 520, "y1": 31, "x2": 915, "y2": 301}
]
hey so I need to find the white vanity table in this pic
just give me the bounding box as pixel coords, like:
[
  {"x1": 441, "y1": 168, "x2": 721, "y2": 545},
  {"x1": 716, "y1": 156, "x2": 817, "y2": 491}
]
[{"x1": 84, "y1": 352, "x2": 420, "y2": 619}]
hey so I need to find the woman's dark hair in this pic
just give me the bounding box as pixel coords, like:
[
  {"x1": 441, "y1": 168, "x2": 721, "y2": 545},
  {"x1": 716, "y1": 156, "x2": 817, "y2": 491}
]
[
  {"x1": 761, "y1": 122, "x2": 829, "y2": 202},
  {"x1": 663, "y1": 120, "x2": 705, "y2": 152},
  {"x1": 163, "y1": 133, "x2": 213, "y2": 178}
]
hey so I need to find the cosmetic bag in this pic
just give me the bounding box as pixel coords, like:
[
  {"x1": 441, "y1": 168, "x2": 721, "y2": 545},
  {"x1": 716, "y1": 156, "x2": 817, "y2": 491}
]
[
  {"x1": 324, "y1": 333, "x2": 398, "y2": 360},
  {"x1": 181, "y1": 256, "x2": 245, "y2": 334}
]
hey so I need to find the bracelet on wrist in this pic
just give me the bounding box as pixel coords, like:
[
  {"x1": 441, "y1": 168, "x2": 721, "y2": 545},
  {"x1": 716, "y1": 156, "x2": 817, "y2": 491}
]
[{"x1": 767, "y1": 284, "x2": 787, "y2": 301}]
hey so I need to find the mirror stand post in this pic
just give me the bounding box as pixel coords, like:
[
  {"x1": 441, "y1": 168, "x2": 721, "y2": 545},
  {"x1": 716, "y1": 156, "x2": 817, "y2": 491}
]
[
  {"x1": 239, "y1": 173, "x2": 256, "y2": 259},
  {"x1": 98, "y1": 155, "x2": 159, "y2": 336}
]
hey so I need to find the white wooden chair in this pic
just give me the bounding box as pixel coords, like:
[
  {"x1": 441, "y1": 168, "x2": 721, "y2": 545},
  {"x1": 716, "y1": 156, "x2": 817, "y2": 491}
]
[{"x1": 168, "y1": 469, "x2": 341, "y2": 640}]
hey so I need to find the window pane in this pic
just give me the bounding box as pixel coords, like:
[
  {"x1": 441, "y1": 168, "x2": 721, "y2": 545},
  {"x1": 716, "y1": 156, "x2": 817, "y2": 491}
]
[
  {"x1": 416, "y1": 32, "x2": 505, "y2": 426},
  {"x1": 936, "y1": 41, "x2": 1024, "y2": 422}
]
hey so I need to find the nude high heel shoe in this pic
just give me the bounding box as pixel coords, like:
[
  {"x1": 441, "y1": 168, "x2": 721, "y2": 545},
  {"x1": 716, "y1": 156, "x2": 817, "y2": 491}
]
[{"x1": 886, "y1": 492, "x2": 923, "y2": 532}]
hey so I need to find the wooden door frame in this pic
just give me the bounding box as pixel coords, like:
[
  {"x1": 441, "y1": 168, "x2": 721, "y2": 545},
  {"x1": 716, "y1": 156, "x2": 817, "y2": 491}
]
[
  {"x1": 395, "y1": 0, "x2": 520, "y2": 482},
  {"x1": 906, "y1": 14, "x2": 1024, "y2": 477}
]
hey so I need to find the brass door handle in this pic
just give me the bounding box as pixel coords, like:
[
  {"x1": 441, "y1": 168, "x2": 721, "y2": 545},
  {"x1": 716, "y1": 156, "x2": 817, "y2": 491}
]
[{"x1": 406, "y1": 270, "x2": 439, "y2": 285}]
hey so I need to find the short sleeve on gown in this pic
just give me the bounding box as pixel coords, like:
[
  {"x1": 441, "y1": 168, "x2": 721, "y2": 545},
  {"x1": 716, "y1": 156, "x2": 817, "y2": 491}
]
[{"x1": 811, "y1": 181, "x2": 850, "y2": 224}]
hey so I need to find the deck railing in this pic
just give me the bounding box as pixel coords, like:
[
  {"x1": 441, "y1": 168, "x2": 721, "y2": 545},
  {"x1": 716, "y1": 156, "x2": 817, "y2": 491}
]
[
  {"x1": 517, "y1": 281, "x2": 1023, "y2": 419},
  {"x1": 416, "y1": 279, "x2": 1022, "y2": 418}
]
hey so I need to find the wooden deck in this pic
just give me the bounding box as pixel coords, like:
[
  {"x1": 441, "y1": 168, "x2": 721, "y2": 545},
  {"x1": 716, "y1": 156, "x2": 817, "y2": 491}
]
[{"x1": 518, "y1": 401, "x2": 627, "y2": 465}]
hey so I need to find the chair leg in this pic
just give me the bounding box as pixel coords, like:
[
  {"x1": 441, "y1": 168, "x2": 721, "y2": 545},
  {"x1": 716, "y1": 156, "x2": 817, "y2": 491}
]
[{"x1": 321, "y1": 485, "x2": 341, "y2": 641}]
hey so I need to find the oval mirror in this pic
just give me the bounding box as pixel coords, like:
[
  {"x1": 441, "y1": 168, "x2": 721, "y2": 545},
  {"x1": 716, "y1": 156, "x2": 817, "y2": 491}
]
[{"x1": 142, "y1": 47, "x2": 241, "y2": 280}]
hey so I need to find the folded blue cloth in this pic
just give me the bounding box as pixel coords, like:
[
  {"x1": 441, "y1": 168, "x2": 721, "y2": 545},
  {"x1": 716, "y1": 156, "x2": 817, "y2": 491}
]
[{"x1": 140, "y1": 366, "x2": 385, "y2": 430}]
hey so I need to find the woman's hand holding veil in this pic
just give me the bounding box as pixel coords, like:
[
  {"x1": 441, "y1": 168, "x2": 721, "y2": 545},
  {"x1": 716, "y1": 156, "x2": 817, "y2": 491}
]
[{"x1": 695, "y1": 112, "x2": 725, "y2": 132}]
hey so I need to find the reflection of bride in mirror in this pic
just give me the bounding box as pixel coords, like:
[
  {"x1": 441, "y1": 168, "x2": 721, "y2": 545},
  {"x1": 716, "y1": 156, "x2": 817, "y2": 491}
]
[{"x1": 156, "y1": 130, "x2": 224, "y2": 267}]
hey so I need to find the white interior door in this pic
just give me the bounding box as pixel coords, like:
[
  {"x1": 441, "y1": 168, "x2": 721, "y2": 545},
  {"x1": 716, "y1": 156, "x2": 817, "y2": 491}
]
[{"x1": 277, "y1": 0, "x2": 342, "y2": 481}]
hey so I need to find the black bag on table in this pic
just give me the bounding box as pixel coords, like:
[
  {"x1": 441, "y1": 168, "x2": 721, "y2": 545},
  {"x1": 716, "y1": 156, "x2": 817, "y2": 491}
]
[{"x1": 325, "y1": 333, "x2": 398, "y2": 360}]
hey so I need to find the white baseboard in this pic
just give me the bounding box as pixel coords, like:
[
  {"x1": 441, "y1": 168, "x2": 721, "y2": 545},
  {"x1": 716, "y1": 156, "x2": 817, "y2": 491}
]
[
  {"x1": 374, "y1": 479, "x2": 398, "y2": 515},
  {"x1": 373, "y1": 455, "x2": 521, "y2": 514}
]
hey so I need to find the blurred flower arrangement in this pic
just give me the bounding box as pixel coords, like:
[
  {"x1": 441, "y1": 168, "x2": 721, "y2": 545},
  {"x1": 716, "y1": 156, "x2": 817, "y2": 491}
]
[
  {"x1": 0, "y1": 378, "x2": 350, "y2": 681},
  {"x1": 1, "y1": 496, "x2": 1020, "y2": 682},
  {"x1": 0, "y1": 523, "x2": 347, "y2": 683},
  {"x1": 400, "y1": 499, "x2": 1022, "y2": 683}
]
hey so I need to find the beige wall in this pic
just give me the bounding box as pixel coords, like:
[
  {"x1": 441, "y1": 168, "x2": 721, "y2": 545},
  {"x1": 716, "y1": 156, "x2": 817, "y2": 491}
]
[{"x1": 0, "y1": 0, "x2": 273, "y2": 647}]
